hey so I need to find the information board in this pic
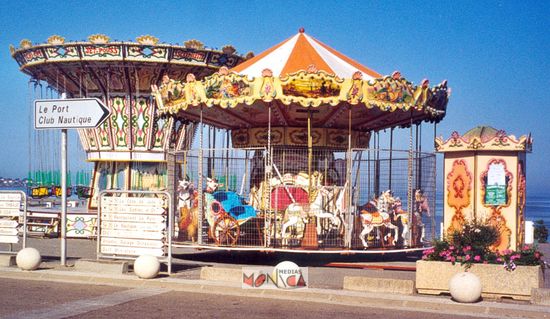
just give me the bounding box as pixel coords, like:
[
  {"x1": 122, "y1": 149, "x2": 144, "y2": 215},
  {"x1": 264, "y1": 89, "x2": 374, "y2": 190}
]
[
  {"x1": 0, "y1": 192, "x2": 26, "y2": 247},
  {"x1": 99, "y1": 192, "x2": 170, "y2": 258}
]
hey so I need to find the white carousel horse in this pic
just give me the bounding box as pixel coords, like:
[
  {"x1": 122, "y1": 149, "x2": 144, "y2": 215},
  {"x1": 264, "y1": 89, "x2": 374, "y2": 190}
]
[
  {"x1": 280, "y1": 203, "x2": 308, "y2": 246},
  {"x1": 311, "y1": 187, "x2": 346, "y2": 237},
  {"x1": 280, "y1": 186, "x2": 346, "y2": 244}
]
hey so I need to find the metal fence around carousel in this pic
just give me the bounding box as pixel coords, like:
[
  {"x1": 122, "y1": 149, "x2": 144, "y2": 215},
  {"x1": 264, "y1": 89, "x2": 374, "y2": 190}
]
[{"x1": 171, "y1": 147, "x2": 436, "y2": 252}]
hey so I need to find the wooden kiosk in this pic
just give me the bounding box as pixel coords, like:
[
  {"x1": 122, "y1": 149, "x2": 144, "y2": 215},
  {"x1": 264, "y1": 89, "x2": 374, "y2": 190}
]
[{"x1": 435, "y1": 126, "x2": 532, "y2": 251}]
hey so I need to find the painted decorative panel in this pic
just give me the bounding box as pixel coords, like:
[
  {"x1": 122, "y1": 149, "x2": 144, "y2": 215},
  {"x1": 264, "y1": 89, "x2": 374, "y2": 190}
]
[
  {"x1": 446, "y1": 159, "x2": 472, "y2": 235},
  {"x1": 43, "y1": 45, "x2": 80, "y2": 61},
  {"x1": 171, "y1": 48, "x2": 208, "y2": 65},
  {"x1": 110, "y1": 96, "x2": 129, "y2": 149},
  {"x1": 126, "y1": 45, "x2": 168, "y2": 62},
  {"x1": 151, "y1": 117, "x2": 172, "y2": 151},
  {"x1": 67, "y1": 214, "x2": 97, "y2": 238},
  {"x1": 21, "y1": 48, "x2": 46, "y2": 65},
  {"x1": 131, "y1": 97, "x2": 153, "y2": 150},
  {"x1": 81, "y1": 44, "x2": 123, "y2": 60}
]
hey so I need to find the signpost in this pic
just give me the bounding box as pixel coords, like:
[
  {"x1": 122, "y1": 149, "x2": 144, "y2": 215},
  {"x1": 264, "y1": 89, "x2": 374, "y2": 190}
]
[
  {"x1": 98, "y1": 190, "x2": 172, "y2": 273},
  {"x1": 34, "y1": 98, "x2": 110, "y2": 129},
  {"x1": 0, "y1": 191, "x2": 27, "y2": 251},
  {"x1": 34, "y1": 97, "x2": 110, "y2": 266}
]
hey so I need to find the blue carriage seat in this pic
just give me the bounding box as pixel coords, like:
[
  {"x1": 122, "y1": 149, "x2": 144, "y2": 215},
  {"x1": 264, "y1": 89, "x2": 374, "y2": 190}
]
[{"x1": 213, "y1": 191, "x2": 257, "y2": 221}]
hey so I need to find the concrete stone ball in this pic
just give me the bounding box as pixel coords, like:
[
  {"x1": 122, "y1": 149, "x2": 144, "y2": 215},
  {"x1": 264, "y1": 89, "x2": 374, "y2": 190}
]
[
  {"x1": 16, "y1": 247, "x2": 41, "y2": 271},
  {"x1": 449, "y1": 272, "x2": 482, "y2": 303},
  {"x1": 134, "y1": 255, "x2": 160, "y2": 279}
]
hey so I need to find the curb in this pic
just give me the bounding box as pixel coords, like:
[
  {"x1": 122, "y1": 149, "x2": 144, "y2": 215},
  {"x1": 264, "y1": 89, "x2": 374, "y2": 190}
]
[{"x1": 0, "y1": 267, "x2": 549, "y2": 318}]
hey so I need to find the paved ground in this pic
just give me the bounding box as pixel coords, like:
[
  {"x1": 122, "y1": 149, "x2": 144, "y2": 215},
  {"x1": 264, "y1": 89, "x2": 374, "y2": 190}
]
[
  {"x1": 1, "y1": 237, "x2": 549, "y2": 319},
  {"x1": 3, "y1": 237, "x2": 419, "y2": 290},
  {"x1": 0, "y1": 278, "x2": 485, "y2": 319}
]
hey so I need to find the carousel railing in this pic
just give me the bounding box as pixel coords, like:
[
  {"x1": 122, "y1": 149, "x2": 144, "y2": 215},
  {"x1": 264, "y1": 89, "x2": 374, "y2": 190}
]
[{"x1": 171, "y1": 147, "x2": 436, "y2": 251}]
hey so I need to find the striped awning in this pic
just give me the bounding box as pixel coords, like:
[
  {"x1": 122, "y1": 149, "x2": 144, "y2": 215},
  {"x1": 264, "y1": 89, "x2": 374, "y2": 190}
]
[{"x1": 232, "y1": 28, "x2": 381, "y2": 80}]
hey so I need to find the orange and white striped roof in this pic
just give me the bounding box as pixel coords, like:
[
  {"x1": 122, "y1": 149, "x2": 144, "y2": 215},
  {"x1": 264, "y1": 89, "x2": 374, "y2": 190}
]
[{"x1": 232, "y1": 29, "x2": 381, "y2": 79}]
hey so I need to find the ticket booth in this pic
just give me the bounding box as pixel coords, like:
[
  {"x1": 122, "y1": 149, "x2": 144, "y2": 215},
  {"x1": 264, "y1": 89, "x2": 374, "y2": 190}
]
[{"x1": 435, "y1": 126, "x2": 532, "y2": 251}]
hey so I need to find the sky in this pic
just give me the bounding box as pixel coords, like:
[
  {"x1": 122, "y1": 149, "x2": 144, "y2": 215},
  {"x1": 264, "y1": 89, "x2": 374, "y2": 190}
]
[{"x1": 0, "y1": 1, "x2": 548, "y2": 194}]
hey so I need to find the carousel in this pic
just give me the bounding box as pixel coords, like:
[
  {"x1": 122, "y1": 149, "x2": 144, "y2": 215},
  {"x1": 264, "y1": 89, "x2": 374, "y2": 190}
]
[
  {"x1": 11, "y1": 34, "x2": 246, "y2": 236},
  {"x1": 153, "y1": 29, "x2": 450, "y2": 252},
  {"x1": 10, "y1": 34, "x2": 244, "y2": 209}
]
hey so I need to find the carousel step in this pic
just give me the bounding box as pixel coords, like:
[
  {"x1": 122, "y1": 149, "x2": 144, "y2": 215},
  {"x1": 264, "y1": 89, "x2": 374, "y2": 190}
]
[
  {"x1": 343, "y1": 276, "x2": 415, "y2": 295},
  {"x1": 74, "y1": 259, "x2": 129, "y2": 274},
  {"x1": 200, "y1": 266, "x2": 241, "y2": 283},
  {"x1": 0, "y1": 254, "x2": 16, "y2": 267}
]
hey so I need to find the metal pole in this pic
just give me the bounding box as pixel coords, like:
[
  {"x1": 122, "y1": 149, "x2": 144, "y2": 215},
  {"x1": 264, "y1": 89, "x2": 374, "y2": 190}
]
[
  {"x1": 198, "y1": 107, "x2": 204, "y2": 245},
  {"x1": 307, "y1": 110, "x2": 312, "y2": 196},
  {"x1": 346, "y1": 106, "x2": 353, "y2": 248},
  {"x1": 60, "y1": 91, "x2": 68, "y2": 266},
  {"x1": 61, "y1": 128, "x2": 67, "y2": 266},
  {"x1": 407, "y1": 120, "x2": 414, "y2": 247},
  {"x1": 167, "y1": 192, "x2": 173, "y2": 275},
  {"x1": 389, "y1": 127, "x2": 394, "y2": 190},
  {"x1": 225, "y1": 131, "x2": 229, "y2": 191},
  {"x1": 267, "y1": 104, "x2": 273, "y2": 248}
]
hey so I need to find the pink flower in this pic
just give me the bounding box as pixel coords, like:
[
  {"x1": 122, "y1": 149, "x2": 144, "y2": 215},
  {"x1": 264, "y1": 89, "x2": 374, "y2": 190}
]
[
  {"x1": 535, "y1": 252, "x2": 540, "y2": 259},
  {"x1": 523, "y1": 245, "x2": 530, "y2": 251},
  {"x1": 450, "y1": 257, "x2": 456, "y2": 263},
  {"x1": 474, "y1": 255, "x2": 481, "y2": 262},
  {"x1": 496, "y1": 257, "x2": 503, "y2": 262},
  {"x1": 463, "y1": 246, "x2": 471, "y2": 253},
  {"x1": 449, "y1": 246, "x2": 455, "y2": 251},
  {"x1": 465, "y1": 255, "x2": 471, "y2": 261},
  {"x1": 511, "y1": 254, "x2": 521, "y2": 261}
]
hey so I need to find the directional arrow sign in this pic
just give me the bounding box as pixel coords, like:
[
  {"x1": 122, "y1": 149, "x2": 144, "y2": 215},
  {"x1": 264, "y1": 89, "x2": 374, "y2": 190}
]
[{"x1": 34, "y1": 98, "x2": 111, "y2": 129}]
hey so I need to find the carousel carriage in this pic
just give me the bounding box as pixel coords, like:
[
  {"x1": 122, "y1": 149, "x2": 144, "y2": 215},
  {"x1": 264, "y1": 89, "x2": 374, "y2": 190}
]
[{"x1": 155, "y1": 29, "x2": 449, "y2": 251}]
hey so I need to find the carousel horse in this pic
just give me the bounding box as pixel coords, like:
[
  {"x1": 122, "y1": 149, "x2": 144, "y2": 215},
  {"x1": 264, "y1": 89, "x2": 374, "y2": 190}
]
[
  {"x1": 312, "y1": 187, "x2": 346, "y2": 238},
  {"x1": 177, "y1": 178, "x2": 199, "y2": 242},
  {"x1": 280, "y1": 203, "x2": 308, "y2": 246},
  {"x1": 280, "y1": 186, "x2": 346, "y2": 244},
  {"x1": 413, "y1": 189, "x2": 430, "y2": 243},
  {"x1": 358, "y1": 191, "x2": 399, "y2": 248},
  {"x1": 206, "y1": 177, "x2": 223, "y2": 193},
  {"x1": 176, "y1": 177, "x2": 224, "y2": 242},
  {"x1": 391, "y1": 197, "x2": 410, "y2": 246}
]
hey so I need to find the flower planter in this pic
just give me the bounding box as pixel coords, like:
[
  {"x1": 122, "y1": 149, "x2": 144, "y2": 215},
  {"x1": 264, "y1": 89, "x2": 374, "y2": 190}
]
[{"x1": 416, "y1": 260, "x2": 544, "y2": 300}]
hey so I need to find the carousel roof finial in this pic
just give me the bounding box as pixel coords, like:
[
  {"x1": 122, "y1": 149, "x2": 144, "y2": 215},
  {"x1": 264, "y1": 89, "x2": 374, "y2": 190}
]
[
  {"x1": 88, "y1": 34, "x2": 110, "y2": 44},
  {"x1": 47, "y1": 35, "x2": 65, "y2": 45},
  {"x1": 19, "y1": 39, "x2": 32, "y2": 49},
  {"x1": 299, "y1": 27, "x2": 305, "y2": 33},
  {"x1": 136, "y1": 35, "x2": 159, "y2": 46}
]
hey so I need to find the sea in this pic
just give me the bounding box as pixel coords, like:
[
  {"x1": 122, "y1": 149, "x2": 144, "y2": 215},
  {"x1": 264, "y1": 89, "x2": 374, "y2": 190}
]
[{"x1": 1, "y1": 184, "x2": 548, "y2": 237}]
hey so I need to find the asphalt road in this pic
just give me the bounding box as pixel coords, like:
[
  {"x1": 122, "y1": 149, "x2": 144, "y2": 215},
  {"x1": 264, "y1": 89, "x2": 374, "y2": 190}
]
[{"x1": 0, "y1": 278, "x2": 482, "y2": 319}]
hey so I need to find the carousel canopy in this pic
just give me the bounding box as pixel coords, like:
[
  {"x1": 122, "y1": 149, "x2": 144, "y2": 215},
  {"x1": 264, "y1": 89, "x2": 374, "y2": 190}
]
[
  {"x1": 232, "y1": 28, "x2": 380, "y2": 79},
  {"x1": 154, "y1": 30, "x2": 450, "y2": 149},
  {"x1": 435, "y1": 126, "x2": 532, "y2": 152},
  {"x1": 11, "y1": 34, "x2": 246, "y2": 158},
  {"x1": 11, "y1": 34, "x2": 245, "y2": 96}
]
